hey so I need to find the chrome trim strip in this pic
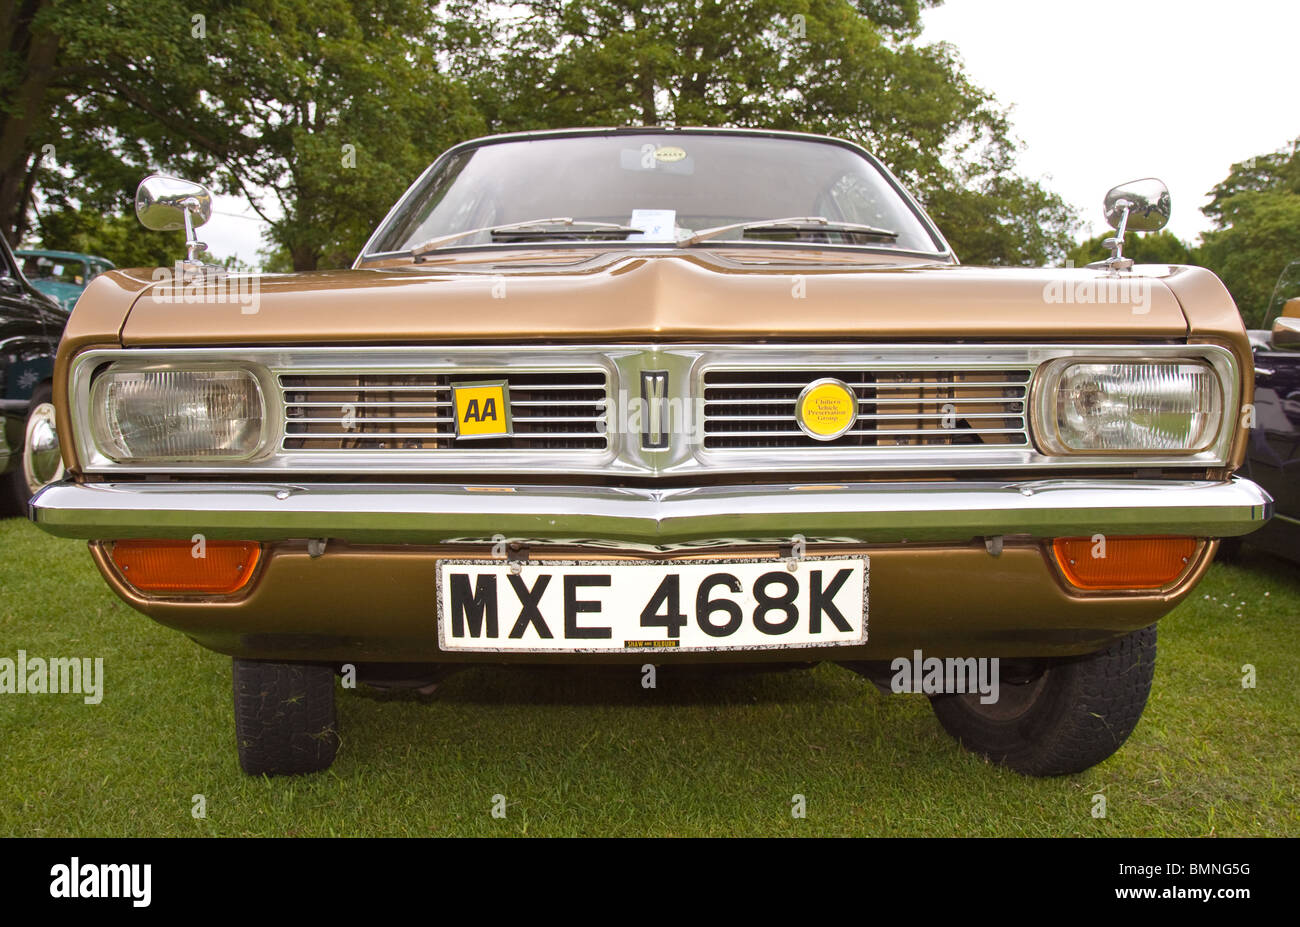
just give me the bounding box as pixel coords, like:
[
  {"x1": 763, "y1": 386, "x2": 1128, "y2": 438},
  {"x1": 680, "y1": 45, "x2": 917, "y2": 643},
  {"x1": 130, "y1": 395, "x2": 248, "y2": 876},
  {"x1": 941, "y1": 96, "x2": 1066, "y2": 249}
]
[
  {"x1": 30, "y1": 477, "x2": 1272, "y2": 551},
  {"x1": 68, "y1": 343, "x2": 1240, "y2": 475}
]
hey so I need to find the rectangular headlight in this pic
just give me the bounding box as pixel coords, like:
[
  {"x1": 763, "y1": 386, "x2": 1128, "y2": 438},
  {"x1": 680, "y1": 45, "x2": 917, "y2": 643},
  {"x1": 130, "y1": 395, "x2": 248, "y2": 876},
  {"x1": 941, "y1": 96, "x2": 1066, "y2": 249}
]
[
  {"x1": 1035, "y1": 360, "x2": 1223, "y2": 454},
  {"x1": 89, "y1": 367, "x2": 266, "y2": 462}
]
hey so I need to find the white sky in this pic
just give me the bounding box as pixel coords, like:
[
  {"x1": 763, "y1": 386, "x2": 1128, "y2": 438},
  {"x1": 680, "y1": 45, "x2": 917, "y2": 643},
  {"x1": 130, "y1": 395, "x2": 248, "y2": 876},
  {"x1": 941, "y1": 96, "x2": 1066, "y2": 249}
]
[
  {"x1": 202, "y1": 0, "x2": 1300, "y2": 265},
  {"x1": 921, "y1": 0, "x2": 1300, "y2": 244}
]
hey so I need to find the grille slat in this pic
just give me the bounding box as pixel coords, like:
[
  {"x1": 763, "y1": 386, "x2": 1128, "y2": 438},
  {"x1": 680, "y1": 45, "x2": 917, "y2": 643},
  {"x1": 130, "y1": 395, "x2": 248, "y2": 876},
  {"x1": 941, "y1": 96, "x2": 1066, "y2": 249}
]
[
  {"x1": 279, "y1": 370, "x2": 609, "y2": 451},
  {"x1": 704, "y1": 428, "x2": 1028, "y2": 438},
  {"x1": 705, "y1": 380, "x2": 1031, "y2": 390},
  {"x1": 703, "y1": 395, "x2": 1025, "y2": 406},
  {"x1": 708, "y1": 412, "x2": 1022, "y2": 422},
  {"x1": 701, "y1": 367, "x2": 1032, "y2": 450},
  {"x1": 284, "y1": 400, "x2": 454, "y2": 408}
]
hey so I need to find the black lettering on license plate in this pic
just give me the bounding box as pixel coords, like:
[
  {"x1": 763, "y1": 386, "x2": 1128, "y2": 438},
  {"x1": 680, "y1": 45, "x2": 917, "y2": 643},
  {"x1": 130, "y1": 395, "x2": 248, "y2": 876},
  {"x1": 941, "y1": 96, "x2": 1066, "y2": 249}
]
[{"x1": 438, "y1": 557, "x2": 867, "y2": 652}]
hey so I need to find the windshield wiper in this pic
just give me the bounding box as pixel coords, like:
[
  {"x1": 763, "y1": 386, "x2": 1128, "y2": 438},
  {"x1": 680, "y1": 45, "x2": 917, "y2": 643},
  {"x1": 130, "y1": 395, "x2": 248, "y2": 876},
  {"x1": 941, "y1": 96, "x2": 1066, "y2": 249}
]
[
  {"x1": 491, "y1": 225, "x2": 641, "y2": 242},
  {"x1": 681, "y1": 216, "x2": 898, "y2": 246},
  {"x1": 411, "y1": 218, "x2": 639, "y2": 257}
]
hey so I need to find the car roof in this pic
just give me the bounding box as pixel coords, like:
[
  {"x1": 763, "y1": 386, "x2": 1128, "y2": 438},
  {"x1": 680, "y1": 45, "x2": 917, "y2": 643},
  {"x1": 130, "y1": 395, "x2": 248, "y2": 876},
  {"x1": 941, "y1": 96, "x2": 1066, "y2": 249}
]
[
  {"x1": 15, "y1": 248, "x2": 115, "y2": 266},
  {"x1": 439, "y1": 125, "x2": 871, "y2": 155}
]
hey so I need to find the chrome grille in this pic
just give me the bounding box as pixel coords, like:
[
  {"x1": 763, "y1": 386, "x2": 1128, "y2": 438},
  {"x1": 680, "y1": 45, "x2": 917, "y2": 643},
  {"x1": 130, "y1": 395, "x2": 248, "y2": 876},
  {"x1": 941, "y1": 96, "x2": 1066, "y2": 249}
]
[
  {"x1": 68, "y1": 343, "x2": 1240, "y2": 476},
  {"x1": 280, "y1": 370, "x2": 608, "y2": 450},
  {"x1": 701, "y1": 368, "x2": 1031, "y2": 449}
]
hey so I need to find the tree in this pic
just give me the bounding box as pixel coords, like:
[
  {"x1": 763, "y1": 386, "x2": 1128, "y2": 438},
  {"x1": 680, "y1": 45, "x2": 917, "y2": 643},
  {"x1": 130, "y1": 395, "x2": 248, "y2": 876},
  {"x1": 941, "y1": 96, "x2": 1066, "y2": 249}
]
[
  {"x1": 935, "y1": 173, "x2": 1078, "y2": 267},
  {"x1": 1065, "y1": 230, "x2": 1194, "y2": 268},
  {"x1": 1196, "y1": 138, "x2": 1300, "y2": 328},
  {"x1": 8, "y1": 0, "x2": 1076, "y2": 269},
  {"x1": 1197, "y1": 192, "x2": 1300, "y2": 329},
  {"x1": 1203, "y1": 138, "x2": 1300, "y2": 225},
  {"x1": 3, "y1": 0, "x2": 484, "y2": 269},
  {"x1": 34, "y1": 207, "x2": 179, "y2": 268},
  {"x1": 1, "y1": 0, "x2": 231, "y2": 246},
  {"x1": 0, "y1": 1, "x2": 60, "y2": 245},
  {"x1": 196, "y1": 1, "x2": 484, "y2": 270},
  {"x1": 450, "y1": 0, "x2": 1078, "y2": 264}
]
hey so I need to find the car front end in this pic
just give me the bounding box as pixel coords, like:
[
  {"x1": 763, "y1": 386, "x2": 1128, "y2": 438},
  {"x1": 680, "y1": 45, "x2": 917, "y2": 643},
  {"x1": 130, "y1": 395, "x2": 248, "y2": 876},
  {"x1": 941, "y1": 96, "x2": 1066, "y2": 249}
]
[{"x1": 29, "y1": 128, "x2": 1273, "y2": 776}]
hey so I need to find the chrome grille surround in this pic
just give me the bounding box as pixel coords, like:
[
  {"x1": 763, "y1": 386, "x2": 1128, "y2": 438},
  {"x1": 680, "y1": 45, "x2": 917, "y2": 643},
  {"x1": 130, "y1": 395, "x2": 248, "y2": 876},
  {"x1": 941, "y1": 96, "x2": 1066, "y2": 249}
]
[
  {"x1": 68, "y1": 343, "x2": 1240, "y2": 475},
  {"x1": 700, "y1": 366, "x2": 1033, "y2": 449}
]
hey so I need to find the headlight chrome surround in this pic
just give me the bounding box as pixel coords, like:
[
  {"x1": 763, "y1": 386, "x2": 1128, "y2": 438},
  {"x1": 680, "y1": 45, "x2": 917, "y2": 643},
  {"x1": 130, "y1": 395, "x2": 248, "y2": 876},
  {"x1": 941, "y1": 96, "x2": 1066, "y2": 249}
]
[
  {"x1": 87, "y1": 364, "x2": 270, "y2": 463},
  {"x1": 1031, "y1": 357, "x2": 1228, "y2": 456}
]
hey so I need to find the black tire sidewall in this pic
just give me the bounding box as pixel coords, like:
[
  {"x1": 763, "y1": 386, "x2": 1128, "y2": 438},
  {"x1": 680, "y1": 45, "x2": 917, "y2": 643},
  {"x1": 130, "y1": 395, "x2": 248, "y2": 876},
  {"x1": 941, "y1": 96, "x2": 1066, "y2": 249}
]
[{"x1": 930, "y1": 624, "x2": 1157, "y2": 776}]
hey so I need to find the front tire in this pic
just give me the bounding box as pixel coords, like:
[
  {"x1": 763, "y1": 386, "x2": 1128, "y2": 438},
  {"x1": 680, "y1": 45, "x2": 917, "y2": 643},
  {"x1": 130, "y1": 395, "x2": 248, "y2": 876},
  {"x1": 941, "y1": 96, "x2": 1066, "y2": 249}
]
[
  {"x1": 1215, "y1": 537, "x2": 1244, "y2": 563},
  {"x1": 929, "y1": 625, "x2": 1156, "y2": 776},
  {"x1": 232, "y1": 659, "x2": 340, "y2": 776}
]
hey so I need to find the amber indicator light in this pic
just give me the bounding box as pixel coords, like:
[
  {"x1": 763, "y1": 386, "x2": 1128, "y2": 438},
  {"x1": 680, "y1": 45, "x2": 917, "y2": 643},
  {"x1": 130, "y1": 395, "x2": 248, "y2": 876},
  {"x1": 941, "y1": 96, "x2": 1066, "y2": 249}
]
[
  {"x1": 1052, "y1": 535, "x2": 1199, "y2": 590},
  {"x1": 110, "y1": 540, "x2": 261, "y2": 595}
]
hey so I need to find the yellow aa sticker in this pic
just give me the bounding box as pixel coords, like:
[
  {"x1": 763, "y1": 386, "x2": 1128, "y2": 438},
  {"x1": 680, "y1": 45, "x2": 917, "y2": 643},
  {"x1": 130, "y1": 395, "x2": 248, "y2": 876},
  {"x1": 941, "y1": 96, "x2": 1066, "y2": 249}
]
[{"x1": 452, "y1": 381, "x2": 511, "y2": 439}]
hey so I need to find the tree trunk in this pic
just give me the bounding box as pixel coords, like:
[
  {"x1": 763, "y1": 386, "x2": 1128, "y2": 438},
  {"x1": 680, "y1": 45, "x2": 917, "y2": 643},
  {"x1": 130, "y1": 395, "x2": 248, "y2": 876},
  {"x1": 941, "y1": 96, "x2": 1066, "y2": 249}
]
[
  {"x1": 290, "y1": 242, "x2": 320, "y2": 272},
  {"x1": 0, "y1": 0, "x2": 60, "y2": 246}
]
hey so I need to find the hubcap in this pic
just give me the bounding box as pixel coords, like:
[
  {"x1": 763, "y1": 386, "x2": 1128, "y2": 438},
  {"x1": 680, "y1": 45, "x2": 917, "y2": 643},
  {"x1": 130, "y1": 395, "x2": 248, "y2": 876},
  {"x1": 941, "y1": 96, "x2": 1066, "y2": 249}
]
[{"x1": 22, "y1": 402, "x2": 64, "y2": 496}]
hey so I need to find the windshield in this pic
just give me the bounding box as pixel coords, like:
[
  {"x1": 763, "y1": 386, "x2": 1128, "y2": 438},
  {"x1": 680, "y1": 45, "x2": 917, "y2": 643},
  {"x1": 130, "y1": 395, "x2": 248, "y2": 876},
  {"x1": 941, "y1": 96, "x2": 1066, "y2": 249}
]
[
  {"x1": 1264, "y1": 260, "x2": 1300, "y2": 330},
  {"x1": 366, "y1": 132, "x2": 945, "y2": 256},
  {"x1": 20, "y1": 255, "x2": 89, "y2": 284}
]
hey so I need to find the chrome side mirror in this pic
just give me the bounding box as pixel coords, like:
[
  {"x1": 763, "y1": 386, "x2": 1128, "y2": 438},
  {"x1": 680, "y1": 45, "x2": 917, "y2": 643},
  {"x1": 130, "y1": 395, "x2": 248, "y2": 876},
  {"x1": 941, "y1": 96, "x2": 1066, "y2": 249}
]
[
  {"x1": 1104, "y1": 179, "x2": 1171, "y2": 233},
  {"x1": 1273, "y1": 311, "x2": 1300, "y2": 351},
  {"x1": 1090, "y1": 178, "x2": 1171, "y2": 273},
  {"x1": 135, "y1": 174, "x2": 212, "y2": 264}
]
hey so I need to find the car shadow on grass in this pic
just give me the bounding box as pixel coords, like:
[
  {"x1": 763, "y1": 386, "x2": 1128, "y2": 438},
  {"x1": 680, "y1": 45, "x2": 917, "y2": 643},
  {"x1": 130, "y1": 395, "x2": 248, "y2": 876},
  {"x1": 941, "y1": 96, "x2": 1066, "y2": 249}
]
[
  {"x1": 331, "y1": 662, "x2": 966, "y2": 792},
  {"x1": 348, "y1": 661, "x2": 864, "y2": 708}
]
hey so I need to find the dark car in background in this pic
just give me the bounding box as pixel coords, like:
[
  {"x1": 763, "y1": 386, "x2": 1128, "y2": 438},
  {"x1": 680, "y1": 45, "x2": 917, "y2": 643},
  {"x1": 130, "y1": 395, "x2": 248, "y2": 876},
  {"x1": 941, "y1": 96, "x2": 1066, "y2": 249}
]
[
  {"x1": 14, "y1": 249, "x2": 115, "y2": 311},
  {"x1": 1232, "y1": 263, "x2": 1300, "y2": 563},
  {"x1": 1, "y1": 237, "x2": 68, "y2": 512}
]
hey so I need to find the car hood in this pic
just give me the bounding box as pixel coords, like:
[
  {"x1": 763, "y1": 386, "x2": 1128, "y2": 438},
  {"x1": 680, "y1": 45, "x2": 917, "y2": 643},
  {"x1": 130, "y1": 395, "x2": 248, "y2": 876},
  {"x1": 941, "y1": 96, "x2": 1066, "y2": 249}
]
[{"x1": 115, "y1": 250, "x2": 1193, "y2": 344}]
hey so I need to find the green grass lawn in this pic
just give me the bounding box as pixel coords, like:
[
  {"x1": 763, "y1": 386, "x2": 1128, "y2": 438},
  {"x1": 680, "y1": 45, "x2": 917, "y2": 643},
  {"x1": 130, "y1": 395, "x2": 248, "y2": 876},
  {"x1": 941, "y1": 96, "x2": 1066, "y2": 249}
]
[{"x1": 1, "y1": 516, "x2": 1296, "y2": 837}]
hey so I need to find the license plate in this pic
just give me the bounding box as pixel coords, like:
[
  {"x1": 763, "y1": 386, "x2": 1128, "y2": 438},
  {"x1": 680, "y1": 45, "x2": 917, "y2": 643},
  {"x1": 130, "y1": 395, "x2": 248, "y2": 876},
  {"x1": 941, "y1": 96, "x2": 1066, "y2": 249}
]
[{"x1": 435, "y1": 556, "x2": 868, "y2": 653}]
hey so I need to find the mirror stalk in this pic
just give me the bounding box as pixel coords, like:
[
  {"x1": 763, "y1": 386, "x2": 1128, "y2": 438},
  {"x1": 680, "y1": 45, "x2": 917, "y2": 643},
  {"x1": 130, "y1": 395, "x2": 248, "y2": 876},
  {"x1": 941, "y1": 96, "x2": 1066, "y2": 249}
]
[{"x1": 1095, "y1": 199, "x2": 1134, "y2": 273}]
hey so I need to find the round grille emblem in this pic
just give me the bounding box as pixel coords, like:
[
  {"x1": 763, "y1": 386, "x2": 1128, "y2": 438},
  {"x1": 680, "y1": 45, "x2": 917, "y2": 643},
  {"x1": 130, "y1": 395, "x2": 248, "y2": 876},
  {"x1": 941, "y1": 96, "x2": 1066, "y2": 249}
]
[{"x1": 796, "y1": 378, "x2": 858, "y2": 441}]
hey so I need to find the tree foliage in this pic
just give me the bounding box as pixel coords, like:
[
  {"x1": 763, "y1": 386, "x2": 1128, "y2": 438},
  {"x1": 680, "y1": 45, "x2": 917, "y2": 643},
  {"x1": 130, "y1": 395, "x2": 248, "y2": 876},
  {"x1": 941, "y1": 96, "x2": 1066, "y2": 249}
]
[
  {"x1": 452, "y1": 0, "x2": 1078, "y2": 264},
  {"x1": 35, "y1": 207, "x2": 179, "y2": 269},
  {"x1": 5, "y1": 0, "x2": 1078, "y2": 269},
  {"x1": 3, "y1": 0, "x2": 483, "y2": 269},
  {"x1": 1196, "y1": 139, "x2": 1300, "y2": 328},
  {"x1": 1066, "y1": 230, "x2": 1194, "y2": 268},
  {"x1": 197, "y1": 1, "x2": 484, "y2": 269},
  {"x1": 1, "y1": 1, "x2": 230, "y2": 246}
]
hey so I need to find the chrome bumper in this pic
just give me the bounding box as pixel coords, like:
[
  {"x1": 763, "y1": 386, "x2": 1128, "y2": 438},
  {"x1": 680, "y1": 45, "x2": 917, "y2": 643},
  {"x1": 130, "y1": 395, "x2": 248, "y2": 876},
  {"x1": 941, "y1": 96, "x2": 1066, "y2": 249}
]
[{"x1": 29, "y1": 477, "x2": 1272, "y2": 551}]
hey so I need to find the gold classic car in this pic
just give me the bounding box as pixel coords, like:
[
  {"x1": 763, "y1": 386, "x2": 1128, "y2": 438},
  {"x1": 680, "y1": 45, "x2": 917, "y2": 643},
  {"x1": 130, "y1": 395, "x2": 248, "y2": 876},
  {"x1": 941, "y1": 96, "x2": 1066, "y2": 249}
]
[{"x1": 29, "y1": 128, "x2": 1272, "y2": 777}]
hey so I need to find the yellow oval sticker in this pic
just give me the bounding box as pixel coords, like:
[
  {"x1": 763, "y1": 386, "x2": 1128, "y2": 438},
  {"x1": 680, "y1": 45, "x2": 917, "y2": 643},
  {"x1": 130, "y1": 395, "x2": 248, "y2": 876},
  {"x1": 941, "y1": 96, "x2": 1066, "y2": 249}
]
[
  {"x1": 654, "y1": 146, "x2": 687, "y2": 163},
  {"x1": 797, "y1": 379, "x2": 857, "y2": 441}
]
